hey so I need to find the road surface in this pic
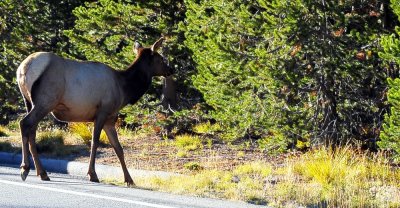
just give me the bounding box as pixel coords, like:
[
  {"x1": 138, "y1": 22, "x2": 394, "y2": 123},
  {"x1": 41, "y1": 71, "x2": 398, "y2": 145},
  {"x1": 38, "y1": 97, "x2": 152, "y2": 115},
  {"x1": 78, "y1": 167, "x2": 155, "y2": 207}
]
[{"x1": 0, "y1": 165, "x2": 265, "y2": 208}]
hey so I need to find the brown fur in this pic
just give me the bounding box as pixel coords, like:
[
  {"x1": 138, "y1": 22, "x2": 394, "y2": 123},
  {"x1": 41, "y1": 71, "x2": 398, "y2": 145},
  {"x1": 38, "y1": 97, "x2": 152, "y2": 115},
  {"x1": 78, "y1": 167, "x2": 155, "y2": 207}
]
[{"x1": 16, "y1": 38, "x2": 172, "y2": 186}]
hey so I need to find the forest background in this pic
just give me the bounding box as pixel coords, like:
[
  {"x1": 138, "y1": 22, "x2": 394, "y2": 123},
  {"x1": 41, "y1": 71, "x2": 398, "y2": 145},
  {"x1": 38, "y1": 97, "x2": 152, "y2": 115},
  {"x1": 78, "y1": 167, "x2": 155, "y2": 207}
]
[
  {"x1": 2, "y1": 0, "x2": 400, "y2": 206},
  {"x1": 2, "y1": 0, "x2": 400, "y2": 155}
]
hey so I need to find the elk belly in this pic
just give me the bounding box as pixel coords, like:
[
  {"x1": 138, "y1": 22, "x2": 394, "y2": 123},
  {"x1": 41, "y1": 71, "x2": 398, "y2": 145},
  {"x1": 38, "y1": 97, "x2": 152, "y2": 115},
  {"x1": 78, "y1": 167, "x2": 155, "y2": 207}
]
[{"x1": 51, "y1": 102, "x2": 97, "y2": 122}]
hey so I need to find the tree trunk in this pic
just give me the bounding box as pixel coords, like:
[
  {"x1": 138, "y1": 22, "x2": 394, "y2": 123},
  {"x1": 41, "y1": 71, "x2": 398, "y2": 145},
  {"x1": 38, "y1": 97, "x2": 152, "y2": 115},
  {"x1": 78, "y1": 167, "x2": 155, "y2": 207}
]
[{"x1": 162, "y1": 76, "x2": 177, "y2": 111}]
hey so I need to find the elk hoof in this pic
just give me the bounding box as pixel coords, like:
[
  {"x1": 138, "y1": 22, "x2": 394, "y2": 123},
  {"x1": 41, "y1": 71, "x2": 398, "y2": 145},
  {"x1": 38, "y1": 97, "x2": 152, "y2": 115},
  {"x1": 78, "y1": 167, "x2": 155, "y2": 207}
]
[
  {"x1": 88, "y1": 173, "x2": 99, "y2": 183},
  {"x1": 126, "y1": 180, "x2": 136, "y2": 187},
  {"x1": 90, "y1": 178, "x2": 100, "y2": 183},
  {"x1": 20, "y1": 168, "x2": 29, "y2": 181},
  {"x1": 40, "y1": 172, "x2": 50, "y2": 181}
]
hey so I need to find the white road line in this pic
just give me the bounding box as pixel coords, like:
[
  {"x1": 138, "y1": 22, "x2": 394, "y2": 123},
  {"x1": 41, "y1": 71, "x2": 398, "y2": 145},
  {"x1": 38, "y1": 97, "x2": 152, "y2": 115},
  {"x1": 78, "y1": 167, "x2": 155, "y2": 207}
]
[{"x1": 0, "y1": 179, "x2": 177, "y2": 208}]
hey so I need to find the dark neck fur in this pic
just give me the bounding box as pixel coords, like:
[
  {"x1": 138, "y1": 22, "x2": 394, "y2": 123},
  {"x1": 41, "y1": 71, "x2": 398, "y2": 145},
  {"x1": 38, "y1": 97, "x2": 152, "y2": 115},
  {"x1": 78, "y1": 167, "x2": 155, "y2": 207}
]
[{"x1": 118, "y1": 56, "x2": 152, "y2": 106}]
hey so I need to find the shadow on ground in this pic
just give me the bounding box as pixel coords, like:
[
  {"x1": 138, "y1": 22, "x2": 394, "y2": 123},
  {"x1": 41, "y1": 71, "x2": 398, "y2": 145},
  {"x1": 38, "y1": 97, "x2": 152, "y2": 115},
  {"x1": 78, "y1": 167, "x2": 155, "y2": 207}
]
[{"x1": 0, "y1": 139, "x2": 89, "y2": 160}]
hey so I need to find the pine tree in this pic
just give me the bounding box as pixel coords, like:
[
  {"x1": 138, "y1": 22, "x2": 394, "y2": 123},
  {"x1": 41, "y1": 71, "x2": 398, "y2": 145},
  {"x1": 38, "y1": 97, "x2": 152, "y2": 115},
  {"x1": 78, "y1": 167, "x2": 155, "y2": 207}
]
[
  {"x1": 0, "y1": 0, "x2": 85, "y2": 123},
  {"x1": 379, "y1": 0, "x2": 400, "y2": 156},
  {"x1": 379, "y1": 79, "x2": 400, "y2": 156},
  {"x1": 184, "y1": 0, "x2": 285, "y2": 144},
  {"x1": 185, "y1": 0, "x2": 390, "y2": 148},
  {"x1": 265, "y1": 0, "x2": 389, "y2": 146}
]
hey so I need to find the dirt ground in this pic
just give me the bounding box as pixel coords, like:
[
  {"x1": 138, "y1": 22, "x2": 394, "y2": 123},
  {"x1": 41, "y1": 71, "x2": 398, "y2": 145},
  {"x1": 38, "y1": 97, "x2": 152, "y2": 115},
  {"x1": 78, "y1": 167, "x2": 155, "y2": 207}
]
[
  {"x1": 72, "y1": 135, "x2": 281, "y2": 173},
  {"x1": 0, "y1": 127, "x2": 290, "y2": 174}
]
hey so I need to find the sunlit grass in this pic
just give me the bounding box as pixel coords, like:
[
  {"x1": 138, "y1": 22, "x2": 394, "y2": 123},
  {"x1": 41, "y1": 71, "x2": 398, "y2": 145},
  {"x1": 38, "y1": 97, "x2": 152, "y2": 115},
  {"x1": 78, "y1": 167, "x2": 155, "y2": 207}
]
[
  {"x1": 121, "y1": 147, "x2": 400, "y2": 207},
  {"x1": 193, "y1": 122, "x2": 221, "y2": 135},
  {"x1": 3, "y1": 120, "x2": 399, "y2": 206},
  {"x1": 69, "y1": 123, "x2": 108, "y2": 146},
  {"x1": 0, "y1": 125, "x2": 10, "y2": 137},
  {"x1": 174, "y1": 134, "x2": 203, "y2": 151},
  {"x1": 6, "y1": 120, "x2": 20, "y2": 132},
  {"x1": 288, "y1": 147, "x2": 400, "y2": 207},
  {"x1": 176, "y1": 150, "x2": 188, "y2": 158}
]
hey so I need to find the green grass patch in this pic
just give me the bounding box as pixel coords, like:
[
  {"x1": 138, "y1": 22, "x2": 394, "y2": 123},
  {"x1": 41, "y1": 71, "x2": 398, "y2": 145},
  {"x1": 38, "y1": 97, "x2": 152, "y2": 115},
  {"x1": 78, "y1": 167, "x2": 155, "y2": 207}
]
[
  {"x1": 233, "y1": 162, "x2": 272, "y2": 178},
  {"x1": 287, "y1": 147, "x2": 400, "y2": 207},
  {"x1": 184, "y1": 162, "x2": 203, "y2": 171},
  {"x1": 174, "y1": 134, "x2": 202, "y2": 151},
  {"x1": 36, "y1": 130, "x2": 67, "y2": 156},
  {"x1": 176, "y1": 150, "x2": 188, "y2": 158},
  {"x1": 36, "y1": 129, "x2": 87, "y2": 156}
]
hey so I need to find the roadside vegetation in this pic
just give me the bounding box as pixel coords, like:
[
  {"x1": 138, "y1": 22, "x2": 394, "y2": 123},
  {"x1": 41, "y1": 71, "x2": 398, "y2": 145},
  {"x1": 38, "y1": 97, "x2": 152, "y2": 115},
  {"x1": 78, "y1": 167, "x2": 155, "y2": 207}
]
[
  {"x1": 2, "y1": 0, "x2": 400, "y2": 207},
  {"x1": 0, "y1": 125, "x2": 10, "y2": 137},
  {"x1": 69, "y1": 123, "x2": 109, "y2": 146},
  {"x1": 1, "y1": 122, "x2": 400, "y2": 207},
  {"x1": 110, "y1": 148, "x2": 400, "y2": 207}
]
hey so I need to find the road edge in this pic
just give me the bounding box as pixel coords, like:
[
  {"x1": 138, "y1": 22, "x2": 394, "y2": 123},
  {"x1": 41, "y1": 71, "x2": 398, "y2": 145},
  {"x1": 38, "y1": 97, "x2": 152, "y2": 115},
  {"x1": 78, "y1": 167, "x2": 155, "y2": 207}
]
[{"x1": 0, "y1": 151, "x2": 179, "y2": 179}]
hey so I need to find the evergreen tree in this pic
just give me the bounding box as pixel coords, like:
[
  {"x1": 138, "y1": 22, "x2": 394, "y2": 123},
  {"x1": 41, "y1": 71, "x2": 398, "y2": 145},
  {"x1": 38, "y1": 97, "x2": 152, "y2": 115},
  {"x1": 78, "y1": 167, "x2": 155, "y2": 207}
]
[
  {"x1": 379, "y1": 78, "x2": 400, "y2": 156},
  {"x1": 379, "y1": 0, "x2": 400, "y2": 156},
  {"x1": 184, "y1": 0, "x2": 285, "y2": 144},
  {"x1": 185, "y1": 0, "x2": 391, "y2": 148},
  {"x1": 0, "y1": 0, "x2": 85, "y2": 123},
  {"x1": 263, "y1": 0, "x2": 389, "y2": 146}
]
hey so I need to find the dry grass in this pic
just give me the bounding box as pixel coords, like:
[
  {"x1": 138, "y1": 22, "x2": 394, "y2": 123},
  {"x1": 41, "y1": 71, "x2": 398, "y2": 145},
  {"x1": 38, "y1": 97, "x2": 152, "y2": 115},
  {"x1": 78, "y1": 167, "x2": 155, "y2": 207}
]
[
  {"x1": 0, "y1": 125, "x2": 19, "y2": 152},
  {"x1": 35, "y1": 129, "x2": 87, "y2": 157},
  {"x1": 0, "y1": 125, "x2": 10, "y2": 137},
  {"x1": 2, "y1": 120, "x2": 399, "y2": 206},
  {"x1": 123, "y1": 147, "x2": 400, "y2": 207}
]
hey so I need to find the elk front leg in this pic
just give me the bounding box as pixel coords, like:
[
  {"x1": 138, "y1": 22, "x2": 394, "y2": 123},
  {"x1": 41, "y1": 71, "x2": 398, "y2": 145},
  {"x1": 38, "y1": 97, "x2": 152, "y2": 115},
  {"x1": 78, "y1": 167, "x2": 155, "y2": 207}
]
[
  {"x1": 87, "y1": 114, "x2": 107, "y2": 183},
  {"x1": 103, "y1": 122, "x2": 135, "y2": 187}
]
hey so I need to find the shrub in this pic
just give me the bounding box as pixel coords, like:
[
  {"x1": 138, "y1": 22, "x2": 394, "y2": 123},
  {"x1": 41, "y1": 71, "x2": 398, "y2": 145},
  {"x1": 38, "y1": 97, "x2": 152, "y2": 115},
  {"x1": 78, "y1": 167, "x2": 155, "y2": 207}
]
[
  {"x1": 193, "y1": 122, "x2": 221, "y2": 135},
  {"x1": 176, "y1": 150, "x2": 188, "y2": 158},
  {"x1": 69, "y1": 123, "x2": 108, "y2": 146},
  {"x1": 184, "y1": 162, "x2": 203, "y2": 171},
  {"x1": 174, "y1": 134, "x2": 202, "y2": 151},
  {"x1": 379, "y1": 78, "x2": 400, "y2": 159},
  {"x1": 257, "y1": 130, "x2": 288, "y2": 155}
]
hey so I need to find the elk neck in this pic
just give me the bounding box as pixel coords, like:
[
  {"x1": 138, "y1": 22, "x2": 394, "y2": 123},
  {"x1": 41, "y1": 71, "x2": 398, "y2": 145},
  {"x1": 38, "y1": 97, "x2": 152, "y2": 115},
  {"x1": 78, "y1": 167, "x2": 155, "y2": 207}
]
[{"x1": 118, "y1": 57, "x2": 152, "y2": 106}]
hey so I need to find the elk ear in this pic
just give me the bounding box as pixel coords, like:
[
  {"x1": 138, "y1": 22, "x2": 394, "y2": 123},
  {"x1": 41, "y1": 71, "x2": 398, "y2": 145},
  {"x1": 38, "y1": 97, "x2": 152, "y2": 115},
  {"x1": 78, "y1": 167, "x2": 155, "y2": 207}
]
[
  {"x1": 134, "y1": 42, "x2": 142, "y2": 55},
  {"x1": 151, "y1": 37, "x2": 165, "y2": 52}
]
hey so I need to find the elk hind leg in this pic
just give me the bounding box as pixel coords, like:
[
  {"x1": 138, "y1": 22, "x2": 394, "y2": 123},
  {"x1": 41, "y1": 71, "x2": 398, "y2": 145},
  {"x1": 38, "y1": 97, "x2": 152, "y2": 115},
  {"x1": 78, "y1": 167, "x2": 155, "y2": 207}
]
[{"x1": 19, "y1": 106, "x2": 49, "y2": 181}]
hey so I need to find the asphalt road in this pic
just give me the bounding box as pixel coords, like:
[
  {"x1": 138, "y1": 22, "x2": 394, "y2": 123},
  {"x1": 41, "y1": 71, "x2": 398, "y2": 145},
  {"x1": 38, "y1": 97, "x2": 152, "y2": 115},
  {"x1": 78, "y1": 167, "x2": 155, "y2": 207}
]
[{"x1": 0, "y1": 165, "x2": 265, "y2": 208}]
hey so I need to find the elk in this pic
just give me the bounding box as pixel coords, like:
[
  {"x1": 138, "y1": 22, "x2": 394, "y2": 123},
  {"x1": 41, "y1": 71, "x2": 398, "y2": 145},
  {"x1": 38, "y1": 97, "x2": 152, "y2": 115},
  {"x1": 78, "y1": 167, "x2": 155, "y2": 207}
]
[{"x1": 16, "y1": 38, "x2": 173, "y2": 186}]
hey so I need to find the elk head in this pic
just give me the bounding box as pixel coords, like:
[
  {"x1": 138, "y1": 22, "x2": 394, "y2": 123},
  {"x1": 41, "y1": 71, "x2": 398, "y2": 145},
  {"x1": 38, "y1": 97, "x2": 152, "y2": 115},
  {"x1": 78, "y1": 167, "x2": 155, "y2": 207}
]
[{"x1": 134, "y1": 37, "x2": 173, "y2": 77}]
